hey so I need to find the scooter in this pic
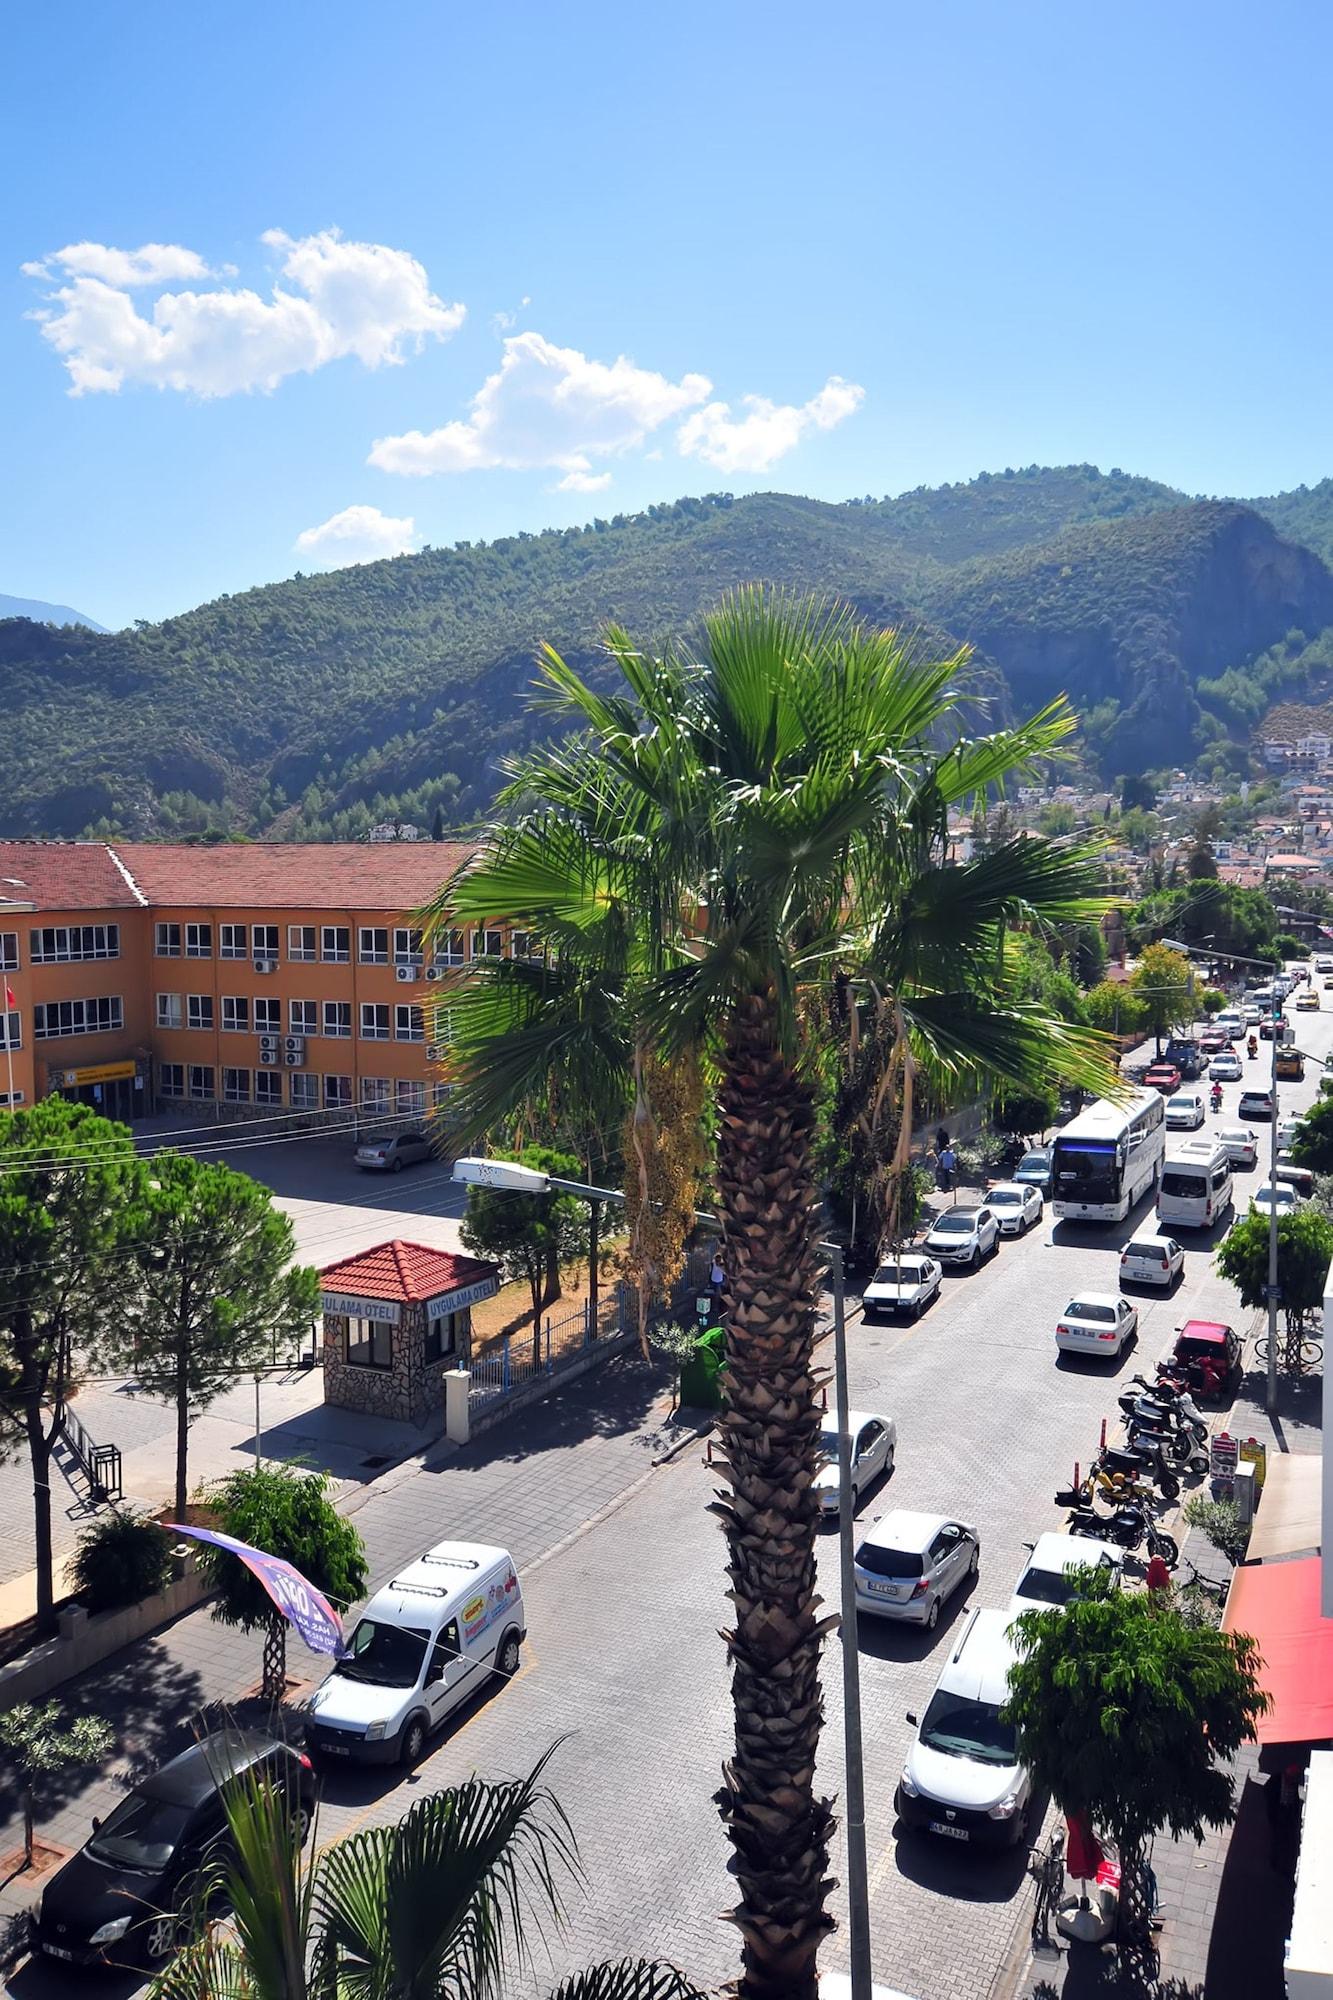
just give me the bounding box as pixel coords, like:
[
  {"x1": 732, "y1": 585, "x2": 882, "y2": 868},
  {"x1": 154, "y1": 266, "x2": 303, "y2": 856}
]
[
  {"x1": 1247, "y1": 1035, "x2": 1259, "y2": 1060},
  {"x1": 1210, "y1": 1084, "x2": 1224, "y2": 1114},
  {"x1": 1077, "y1": 1437, "x2": 1181, "y2": 1500},
  {"x1": 1120, "y1": 1374, "x2": 1208, "y2": 1439},
  {"x1": 1066, "y1": 1498, "x2": 1180, "y2": 1566},
  {"x1": 1125, "y1": 1414, "x2": 1209, "y2": 1474}
]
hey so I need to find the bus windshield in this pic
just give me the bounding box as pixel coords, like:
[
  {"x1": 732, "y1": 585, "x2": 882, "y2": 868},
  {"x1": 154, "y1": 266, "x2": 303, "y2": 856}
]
[{"x1": 1053, "y1": 1140, "x2": 1119, "y2": 1201}]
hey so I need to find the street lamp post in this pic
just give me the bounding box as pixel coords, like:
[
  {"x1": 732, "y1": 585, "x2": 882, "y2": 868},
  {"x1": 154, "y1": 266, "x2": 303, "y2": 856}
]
[{"x1": 451, "y1": 1156, "x2": 874, "y2": 2000}]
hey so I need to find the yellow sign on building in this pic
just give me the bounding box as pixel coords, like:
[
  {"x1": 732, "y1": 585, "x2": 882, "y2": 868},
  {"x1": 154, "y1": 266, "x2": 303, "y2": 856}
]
[{"x1": 64, "y1": 1060, "x2": 137, "y2": 1086}]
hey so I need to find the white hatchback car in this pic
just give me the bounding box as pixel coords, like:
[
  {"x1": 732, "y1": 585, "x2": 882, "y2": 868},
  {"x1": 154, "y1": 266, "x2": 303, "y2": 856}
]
[
  {"x1": 1119, "y1": 1232, "x2": 1185, "y2": 1289},
  {"x1": 861, "y1": 1253, "x2": 942, "y2": 1320},
  {"x1": 812, "y1": 1409, "x2": 896, "y2": 1520},
  {"x1": 1055, "y1": 1292, "x2": 1139, "y2": 1358},
  {"x1": 853, "y1": 1509, "x2": 980, "y2": 1629},
  {"x1": 923, "y1": 1205, "x2": 999, "y2": 1268},
  {"x1": 1208, "y1": 1051, "x2": 1243, "y2": 1081},
  {"x1": 1165, "y1": 1091, "x2": 1206, "y2": 1132},
  {"x1": 1250, "y1": 1182, "x2": 1299, "y2": 1220},
  {"x1": 1216, "y1": 1124, "x2": 1258, "y2": 1169},
  {"x1": 1007, "y1": 1531, "x2": 1123, "y2": 1619},
  {"x1": 982, "y1": 1182, "x2": 1043, "y2": 1235}
]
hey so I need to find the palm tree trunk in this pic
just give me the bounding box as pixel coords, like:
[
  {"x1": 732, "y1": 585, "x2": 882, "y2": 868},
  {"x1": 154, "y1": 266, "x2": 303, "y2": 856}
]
[{"x1": 711, "y1": 986, "x2": 834, "y2": 2000}]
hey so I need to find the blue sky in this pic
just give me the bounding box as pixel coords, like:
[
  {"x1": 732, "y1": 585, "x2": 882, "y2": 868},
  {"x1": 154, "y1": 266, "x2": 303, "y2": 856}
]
[{"x1": 6, "y1": 0, "x2": 1332, "y2": 629}]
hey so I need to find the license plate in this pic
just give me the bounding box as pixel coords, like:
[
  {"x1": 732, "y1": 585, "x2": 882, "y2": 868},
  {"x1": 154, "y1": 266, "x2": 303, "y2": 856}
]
[
  {"x1": 323, "y1": 1742, "x2": 350, "y2": 1755},
  {"x1": 44, "y1": 1946, "x2": 77, "y2": 1961},
  {"x1": 930, "y1": 1822, "x2": 969, "y2": 1841},
  {"x1": 867, "y1": 1580, "x2": 900, "y2": 1596}
]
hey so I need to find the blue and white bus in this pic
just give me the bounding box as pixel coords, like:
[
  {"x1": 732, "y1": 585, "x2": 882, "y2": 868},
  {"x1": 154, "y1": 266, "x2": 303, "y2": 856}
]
[{"x1": 1051, "y1": 1088, "x2": 1167, "y2": 1224}]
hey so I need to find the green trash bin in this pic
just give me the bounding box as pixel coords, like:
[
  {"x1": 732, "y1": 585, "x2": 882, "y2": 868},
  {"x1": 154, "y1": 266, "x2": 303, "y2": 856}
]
[{"x1": 679, "y1": 1321, "x2": 726, "y2": 1409}]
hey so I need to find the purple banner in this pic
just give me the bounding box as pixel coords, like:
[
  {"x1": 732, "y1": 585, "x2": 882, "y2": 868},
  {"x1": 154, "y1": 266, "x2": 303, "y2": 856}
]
[{"x1": 168, "y1": 1523, "x2": 345, "y2": 1658}]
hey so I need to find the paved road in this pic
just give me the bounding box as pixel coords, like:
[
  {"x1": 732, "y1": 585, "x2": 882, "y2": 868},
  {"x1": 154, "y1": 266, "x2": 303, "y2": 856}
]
[{"x1": 5, "y1": 990, "x2": 1329, "y2": 2000}]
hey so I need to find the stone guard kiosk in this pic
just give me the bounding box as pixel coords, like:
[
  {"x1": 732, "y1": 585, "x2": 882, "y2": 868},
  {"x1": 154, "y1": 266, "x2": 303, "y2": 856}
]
[{"x1": 319, "y1": 1239, "x2": 500, "y2": 1426}]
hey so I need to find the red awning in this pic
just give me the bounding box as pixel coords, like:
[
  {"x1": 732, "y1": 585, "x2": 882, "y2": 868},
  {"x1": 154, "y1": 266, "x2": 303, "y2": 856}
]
[{"x1": 1223, "y1": 1557, "x2": 1333, "y2": 1746}]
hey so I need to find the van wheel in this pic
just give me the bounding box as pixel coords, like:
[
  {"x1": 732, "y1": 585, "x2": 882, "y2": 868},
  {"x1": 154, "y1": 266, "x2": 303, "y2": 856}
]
[
  {"x1": 498, "y1": 1630, "x2": 521, "y2": 1678},
  {"x1": 399, "y1": 1714, "x2": 427, "y2": 1766}
]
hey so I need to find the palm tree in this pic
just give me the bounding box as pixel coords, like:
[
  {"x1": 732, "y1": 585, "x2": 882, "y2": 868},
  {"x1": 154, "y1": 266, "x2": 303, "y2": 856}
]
[
  {"x1": 425, "y1": 589, "x2": 1115, "y2": 1998},
  {"x1": 153, "y1": 1750, "x2": 704, "y2": 2000}
]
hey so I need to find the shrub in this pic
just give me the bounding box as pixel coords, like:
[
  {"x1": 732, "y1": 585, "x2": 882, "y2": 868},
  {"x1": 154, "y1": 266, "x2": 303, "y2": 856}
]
[
  {"x1": 1182, "y1": 1496, "x2": 1251, "y2": 1566},
  {"x1": 69, "y1": 1509, "x2": 173, "y2": 1613}
]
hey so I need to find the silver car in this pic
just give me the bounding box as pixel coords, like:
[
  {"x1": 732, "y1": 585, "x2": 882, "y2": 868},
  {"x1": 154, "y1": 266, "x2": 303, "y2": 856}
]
[
  {"x1": 923, "y1": 1205, "x2": 999, "y2": 1268},
  {"x1": 812, "y1": 1409, "x2": 897, "y2": 1520},
  {"x1": 353, "y1": 1128, "x2": 434, "y2": 1172},
  {"x1": 853, "y1": 1508, "x2": 980, "y2": 1629},
  {"x1": 982, "y1": 1181, "x2": 1043, "y2": 1235}
]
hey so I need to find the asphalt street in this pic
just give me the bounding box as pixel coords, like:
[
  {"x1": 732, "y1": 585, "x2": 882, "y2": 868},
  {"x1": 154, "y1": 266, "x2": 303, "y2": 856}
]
[{"x1": 5, "y1": 986, "x2": 1329, "y2": 2000}]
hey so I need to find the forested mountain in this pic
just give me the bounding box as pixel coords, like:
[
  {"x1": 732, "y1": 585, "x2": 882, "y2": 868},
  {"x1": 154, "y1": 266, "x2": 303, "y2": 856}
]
[
  {"x1": 1247, "y1": 478, "x2": 1333, "y2": 569},
  {"x1": 4, "y1": 467, "x2": 1333, "y2": 839},
  {"x1": 0, "y1": 593, "x2": 106, "y2": 630}
]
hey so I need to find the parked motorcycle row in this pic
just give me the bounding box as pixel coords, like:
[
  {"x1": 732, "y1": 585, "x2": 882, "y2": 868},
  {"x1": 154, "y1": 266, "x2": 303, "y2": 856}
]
[{"x1": 1053, "y1": 1364, "x2": 1213, "y2": 1570}]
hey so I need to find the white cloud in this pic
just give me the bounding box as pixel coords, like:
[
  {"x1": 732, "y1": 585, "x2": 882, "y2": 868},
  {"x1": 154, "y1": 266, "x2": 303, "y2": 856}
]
[
  {"x1": 677, "y1": 374, "x2": 865, "y2": 473},
  {"x1": 294, "y1": 504, "x2": 417, "y2": 568},
  {"x1": 556, "y1": 469, "x2": 613, "y2": 493},
  {"x1": 369, "y1": 329, "x2": 711, "y2": 476},
  {"x1": 24, "y1": 228, "x2": 465, "y2": 397},
  {"x1": 21, "y1": 241, "x2": 222, "y2": 286}
]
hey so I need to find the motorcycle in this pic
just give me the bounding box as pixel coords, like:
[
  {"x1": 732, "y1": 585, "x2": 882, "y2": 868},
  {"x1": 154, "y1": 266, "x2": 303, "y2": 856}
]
[
  {"x1": 1210, "y1": 1084, "x2": 1224, "y2": 1113},
  {"x1": 1066, "y1": 1498, "x2": 1180, "y2": 1566},
  {"x1": 1093, "y1": 1437, "x2": 1180, "y2": 1500},
  {"x1": 1054, "y1": 1463, "x2": 1161, "y2": 1509},
  {"x1": 1125, "y1": 1413, "x2": 1209, "y2": 1474},
  {"x1": 1247, "y1": 1035, "x2": 1259, "y2": 1060},
  {"x1": 1120, "y1": 1373, "x2": 1208, "y2": 1438}
]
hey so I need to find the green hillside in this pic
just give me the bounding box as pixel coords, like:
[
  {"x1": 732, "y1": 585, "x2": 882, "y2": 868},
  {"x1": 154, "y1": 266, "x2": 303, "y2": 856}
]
[
  {"x1": 3, "y1": 468, "x2": 1331, "y2": 839},
  {"x1": 1248, "y1": 478, "x2": 1333, "y2": 569}
]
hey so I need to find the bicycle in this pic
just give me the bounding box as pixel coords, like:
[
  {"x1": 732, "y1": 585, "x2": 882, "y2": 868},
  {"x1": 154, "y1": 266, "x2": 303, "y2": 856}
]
[
  {"x1": 1028, "y1": 1825, "x2": 1066, "y2": 1948},
  {"x1": 1254, "y1": 1333, "x2": 1323, "y2": 1375}
]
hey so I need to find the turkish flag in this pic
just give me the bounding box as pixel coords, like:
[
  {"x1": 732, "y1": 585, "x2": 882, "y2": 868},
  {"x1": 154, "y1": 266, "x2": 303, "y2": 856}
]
[
  {"x1": 3, "y1": 984, "x2": 14, "y2": 1009},
  {"x1": 1066, "y1": 1810, "x2": 1105, "y2": 1882}
]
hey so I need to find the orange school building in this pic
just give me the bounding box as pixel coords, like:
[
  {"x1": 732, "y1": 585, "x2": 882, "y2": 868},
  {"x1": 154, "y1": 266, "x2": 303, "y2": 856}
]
[{"x1": 0, "y1": 840, "x2": 486, "y2": 1128}]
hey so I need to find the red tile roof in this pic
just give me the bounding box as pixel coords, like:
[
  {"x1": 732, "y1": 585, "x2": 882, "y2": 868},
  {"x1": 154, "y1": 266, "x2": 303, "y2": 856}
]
[
  {"x1": 112, "y1": 841, "x2": 476, "y2": 912},
  {"x1": 319, "y1": 1239, "x2": 498, "y2": 1304},
  {"x1": 0, "y1": 841, "x2": 146, "y2": 910}
]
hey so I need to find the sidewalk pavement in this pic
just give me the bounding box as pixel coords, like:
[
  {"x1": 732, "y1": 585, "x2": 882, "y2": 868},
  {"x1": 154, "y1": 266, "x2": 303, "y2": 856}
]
[{"x1": 1001, "y1": 1338, "x2": 1323, "y2": 2000}]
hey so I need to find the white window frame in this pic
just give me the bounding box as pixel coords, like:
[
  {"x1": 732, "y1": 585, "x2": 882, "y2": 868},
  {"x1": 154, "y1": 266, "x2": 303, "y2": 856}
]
[
  {"x1": 289, "y1": 1073, "x2": 319, "y2": 1111},
  {"x1": 33, "y1": 997, "x2": 124, "y2": 1040},
  {"x1": 396, "y1": 1079, "x2": 427, "y2": 1116},
  {"x1": 159, "y1": 1062, "x2": 185, "y2": 1098},
  {"x1": 254, "y1": 997, "x2": 281, "y2": 1032},
  {"x1": 185, "y1": 922, "x2": 213, "y2": 959},
  {"x1": 219, "y1": 923, "x2": 248, "y2": 959},
  {"x1": 288, "y1": 925, "x2": 317, "y2": 963},
  {"x1": 29, "y1": 924, "x2": 120, "y2": 964},
  {"x1": 155, "y1": 922, "x2": 182, "y2": 957},
  {"x1": 188, "y1": 1064, "x2": 215, "y2": 1101},
  {"x1": 394, "y1": 1003, "x2": 424, "y2": 1042},
  {"x1": 434, "y1": 929, "x2": 466, "y2": 967},
  {"x1": 322, "y1": 1001, "x2": 352, "y2": 1038},
  {"x1": 254, "y1": 1070, "x2": 282, "y2": 1107},
  {"x1": 360, "y1": 1076, "x2": 390, "y2": 1109},
  {"x1": 324, "y1": 1074, "x2": 352, "y2": 1109},
  {"x1": 0, "y1": 933, "x2": 17, "y2": 973},
  {"x1": 289, "y1": 999, "x2": 319, "y2": 1035},
  {"x1": 221, "y1": 996, "x2": 250, "y2": 1033},
  {"x1": 187, "y1": 994, "x2": 214, "y2": 1031},
  {"x1": 393, "y1": 927, "x2": 424, "y2": 965},
  {"x1": 1, "y1": 1010, "x2": 21, "y2": 1052},
  {"x1": 359, "y1": 927, "x2": 389, "y2": 965},
  {"x1": 473, "y1": 927, "x2": 502, "y2": 960},
  {"x1": 360, "y1": 1002, "x2": 390, "y2": 1040},
  {"x1": 252, "y1": 924, "x2": 280, "y2": 960},
  {"x1": 156, "y1": 993, "x2": 183, "y2": 1029},
  {"x1": 222, "y1": 1066, "x2": 251, "y2": 1103},
  {"x1": 321, "y1": 925, "x2": 350, "y2": 963}
]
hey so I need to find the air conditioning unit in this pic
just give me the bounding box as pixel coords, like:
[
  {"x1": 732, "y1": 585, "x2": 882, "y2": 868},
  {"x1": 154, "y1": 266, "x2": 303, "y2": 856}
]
[
  {"x1": 425, "y1": 966, "x2": 443, "y2": 981},
  {"x1": 283, "y1": 1047, "x2": 304, "y2": 1068},
  {"x1": 282, "y1": 1035, "x2": 306, "y2": 1055},
  {"x1": 259, "y1": 1048, "x2": 278, "y2": 1066},
  {"x1": 394, "y1": 964, "x2": 416, "y2": 983},
  {"x1": 258, "y1": 1033, "x2": 280, "y2": 1055},
  {"x1": 254, "y1": 958, "x2": 277, "y2": 974}
]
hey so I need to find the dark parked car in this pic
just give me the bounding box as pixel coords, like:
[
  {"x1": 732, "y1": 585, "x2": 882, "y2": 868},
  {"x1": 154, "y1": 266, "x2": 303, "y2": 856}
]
[
  {"x1": 1012, "y1": 1148, "x2": 1052, "y2": 1195},
  {"x1": 354, "y1": 1128, "x2": 434, "y2": 1172},
  {"x1": 35, "y1": 1729, "x2": 315, "y2": 1969}
]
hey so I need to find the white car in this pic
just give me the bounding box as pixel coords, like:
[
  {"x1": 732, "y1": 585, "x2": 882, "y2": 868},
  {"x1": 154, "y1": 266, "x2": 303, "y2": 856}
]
[
  {"x1": 1165, "y1": 1091, "x2": 1206, "y2": 1131},
  {"x1": 1119, "y1": 1231, "x2": 1185, "y2": 1289},
  {"x1": 1208, "y1": 1051, "x2": 1243, "y2": 1081},
  {"x1": 982, "y1": 1181, "x2": 1043, "y2": 1235},
  {"x1": 1242, "y1": 1004, "x2": 1262, "y2": 1026},
  {"x1": 1216, "y1": 1124, "x2": 1258, "y2": 1169},
  {"x1": 1055, "y1": 1292, "x2": 1139, "y2": 1358},
  {"x1": 1007, "y1": 1531, "x2": 1123, "y2": 1618},
  {"x1": 853, "y1": 1509, "x2": 980, "y2": 1628},
  {"x1": 862, "y1": 1253, "x2": 942, "y2": 1319},
  {"x1": 1277, "y1": 1118, "x2": 1303, "y2": 1154},
  {"x1": 923, "y1": 1204, "x2": 999, "y2": 1268},
  {"x1": 812, "y1": 1409, "x2": 897, "y2": 1519},
  {"x1": 1250, "y1": 1182, "x2": 1299, "y2": 1220}
]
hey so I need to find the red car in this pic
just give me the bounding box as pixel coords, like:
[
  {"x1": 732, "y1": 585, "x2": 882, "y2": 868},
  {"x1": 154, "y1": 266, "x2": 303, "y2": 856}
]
[
  {"x1": 1144, "y1": 1063, "x2": 1182, "y2": 1094},
  {"x1": 1172, "y1": 1319, "x2": 1242, "y2": 1400},
  {"x1": 1199, "y1": 1028, "x2": 1227, "y2": 1054}
]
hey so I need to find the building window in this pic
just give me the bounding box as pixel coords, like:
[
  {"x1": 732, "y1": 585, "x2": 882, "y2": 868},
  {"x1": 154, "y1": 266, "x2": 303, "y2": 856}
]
[
  {"x1": 254, "y1": 997, "x2": 281, "y2": 1032},
  {"x1": 253, "y1": 924, "x2": 280, "y2": 961},
  {"x1": 396, "y1": 1079, "x2": 426, "y2": 1116},
  {"x1": 289, "y1": 1074, "x2": 319, "y2": 1111},
  {"x1": 358, "y1": 927, "x2": 389, "y2": 965},
  {"x1": 322, "y1": 1001, "x2": 352, "y2": 1038},
  {"x1": 321, "y1": 926, "x2": 350, "y2": 963},
  {"x1": 0, "y1": 934, "x2": 17, "y2": 973},
  {"x1": 394, "y1": 1003, "x2": 424, "y2": 1041},
  {"x1": 510, "y1": 930, "x2": 540, "y2": 961},
  {"x1": 360, "y1": 1003, "x2": 390, "y2": 1040},
  {"x1": 188, "y1": 1064, "x2": 215, "y2": 1101},
  {"x1": 345, "y1": 1316, "x2": 393, "y2": 1370},
  {"x1": 29, "y1": 924, "x2": 120, "y2": 964},
  {"x1": 159, "y1": 1062, "x2": 184, "y2": 1098},
  {"x1": 221, "y1": 996, "x2": 250, "y2": 1033},
  {"x1": 360, "y1": 1076, "x2": 390, "y2": 1110},
  {"x1": 288, "y1": 925, "x2": 316, "y2": 963},
  {"x1": 324, "y1": 1074, "x2": 352, "y2": 1109},
  {"x1": 185, "y1": 922, "x2": 212, "y2": 959},
  {"x1": 0, "y1": 1090, "x2": 25, "y2": 1107},
  {"x1": 473, "y1": 927, "x2": 502, "y2": 959},
  {"x1": 434, "y1": 929, "x2": 466, "y2": 967},
  {"x1": 1, "y1": 1010, "x2": 21, "y2": 1051},
  {"x1": 254, "y1": 1071, "x2": 282, "y2": 1107},
  {"x1": 156, "y1": 993, "x2": 182, "y2": 1029},
  {"x1": 429, "y1": 1006, "x2": 454, "y2": 1049},
  {"x1": 424, "y1": 1309, "x2": 459, "y2": 1365},
  {"x1": 222, "y1": 1066, "x2": 250, "y2": 1103},
  {"x1": 33, "y1": 997, "x2": 124, "y2": 1040},
  {"x1": 155, "y1": 922, "x2": 182, "y2": 957},
  {"x1": 219, "y1": 923, "x2": 247, "y2": 959},
  {"x1": 393, "y1": 928, "x2": 424, "y2": 964},
  {"x1": 187, "y1": 995, "x2": 214, "y2": 1031},
  {"x1": 432, "y1": 1080, "x2": 457, "y2": 1111},
  {"x1": 289, "y1": 999, "x2": 318, "y2": 1035}
]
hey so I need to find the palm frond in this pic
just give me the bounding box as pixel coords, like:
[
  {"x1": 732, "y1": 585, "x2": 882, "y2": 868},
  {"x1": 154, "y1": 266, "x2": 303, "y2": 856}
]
[{"x1": 544, "y1": 1959, "x2": 711, "y2": 2000}]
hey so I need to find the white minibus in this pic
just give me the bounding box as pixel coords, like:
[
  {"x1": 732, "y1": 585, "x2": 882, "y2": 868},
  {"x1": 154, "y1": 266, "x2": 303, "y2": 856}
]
[{"x1": 1157, "y1": 1141, "x2": 1233, "y2": 1231}]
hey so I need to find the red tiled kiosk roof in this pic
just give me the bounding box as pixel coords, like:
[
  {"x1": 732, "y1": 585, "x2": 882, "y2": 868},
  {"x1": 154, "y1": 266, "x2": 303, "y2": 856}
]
[{"x1": 319, "y1": 1239, "x2": 498, "y2": 1304}]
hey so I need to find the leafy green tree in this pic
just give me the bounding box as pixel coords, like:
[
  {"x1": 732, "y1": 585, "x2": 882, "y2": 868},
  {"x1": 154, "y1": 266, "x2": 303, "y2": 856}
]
[
  {"x1": 1200, "y1": 987, "x2": 1225, "y2": 1017},
  {"x1": 1119, "y1": 773, "x2": 1157, "y2": 812},
  {"x1": 1274, "y1": 931, "x2": 1302, "y2": 960},
  {"x1": 1182, "y1": 1495, "x2": 1251, "y2": 1566},
  {"x1": 459, "y1": 1145, "x2": 586, "y2": 1356},
  {"x1": 70, "y1": 1509, "x2": 173, "y2": 1613},
  {"x1": 0, "y1": 1100, "x2": 147, "y2": 1633},
  {"x1": 1007, "y1": 1574, "x2": 1268, "y2": 1965},
  {"x1": 1186, "y1": 839, "x2": 1219, "y2": 880},
  {"x1": 1129, "y1": 941, "x2": 1194, "y2": 1053},
  {"x1": 106, "y1": 1155, "x2": 320, "y2": 1524},
  {"x1": 1216, "y1": 1205, "x2": 1333, "y2": 1337},
  {"x1": 425, "y1": 588, "x2": 1113, "y2": 1999},
  {"x1": 991, "y1": 1084, "x2": 1059, "y2": 1142},
  {"x1": 152, "y1": 1749, "x2": 705, "y2": 2000},
  {"x1": 1081, "y1": 979, "x2": 1146, "y2": 1037},
  {"x1": 198, "y1": 1464, "x2": 368, "y2": 1701},
  {"x1": 1129, "y1": 881, "x2": 1279, "y2": 962},
  {"x1": 1291, "y1": 1096, "x2": 1333, "y2": 1172},
  {"x1": 1038, "y1": 800, "x2": 1077, "y2": 837},
  {"x1": 0, "y1": 1701, "x2": 114, "y2": 1867}
]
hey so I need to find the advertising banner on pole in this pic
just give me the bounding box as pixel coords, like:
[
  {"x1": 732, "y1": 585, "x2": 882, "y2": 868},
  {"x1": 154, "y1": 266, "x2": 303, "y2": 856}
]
[{"x1": 168, "y1": 1522, "x2": 345, "y2": 1657}]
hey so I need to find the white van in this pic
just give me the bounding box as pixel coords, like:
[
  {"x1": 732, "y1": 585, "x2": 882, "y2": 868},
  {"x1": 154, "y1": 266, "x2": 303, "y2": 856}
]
[
  {"x1": 304, "y1": 1540, "x2": 524, "y2": 1766},
  {"x1": 895, "y1": 1607, "x2": 1031, "y2": 1846},
  {"x1": 1157, "y1": 1141, "x2": 1233, "y2": 1231},
  {"x1": 1214, "y1": 1010, "x2": 1244, "y2": 1043}
]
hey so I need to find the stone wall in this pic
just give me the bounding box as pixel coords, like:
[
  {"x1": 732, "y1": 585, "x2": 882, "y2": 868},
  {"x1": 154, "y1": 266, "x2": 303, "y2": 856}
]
[{"x1": 323, "y1": 1301, "x2": 472, "y2": 1426}]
